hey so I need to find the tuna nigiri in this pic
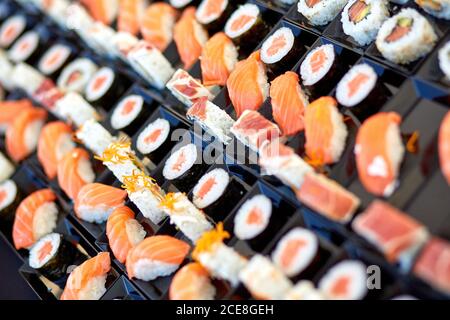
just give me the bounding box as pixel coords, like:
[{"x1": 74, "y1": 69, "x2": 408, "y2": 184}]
[
  {"x1": 270, "y1": 71, "x2": 308, "y2": 136},
  {"x1": 6, "y1": 106, "x2": 47, "y2": 162},
  {"x1": 80, "y1": 0, "x2": 118, "y2": 25},
  {"x1": 57, "y1": 148, "x2": 95, "y2": 200},
  {"x1": 227, "y1": 50, "x2": 269, "y2": 117},
  {"x1": 75, "y1": 183, "x2": 128, "y2": 224},
  {"x1": 106, "y1": 206, "x2": 146, "y2": 264},
  {"x1": 0, "y1": 99, "x2": 33, "y2": 133},
  {"x1": 169, "y1": 262, "x2": 216, "y2": 300},
  {"x1": 439, "y1": 111, "x2": 450, "y2": 185},
  {"x1": 173, "y1": 7, "x2": 209, "y2": 70},
  {"x1": 61, "y1": 252, "x2": 111, "y2": 300},
  {"x1": 118, "y1": 0, "x2": 144, "y2": 36},
  {"x1": 37, "y1": 121, "x2": 75, "y2": 180},
  {"x1": 126, "y1": 235, "x2": 190, "y2": 281},
  {"x1": 12, "y1": 189, "x2": 58, "y2": 250}
]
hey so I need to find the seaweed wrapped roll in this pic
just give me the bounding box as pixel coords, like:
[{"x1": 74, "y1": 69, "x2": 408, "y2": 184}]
[
  {"x1": 297, "y1": 0, "x2": 347, "y2": 26},
  {"x1": 0, "y1": 15, "x2": 27, "y2": 49}
]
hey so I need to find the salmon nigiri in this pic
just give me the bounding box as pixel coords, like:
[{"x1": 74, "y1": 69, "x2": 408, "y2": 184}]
[
  {"x1": 304, "y1": 96, "x2": 348, "y2": 165},
  {"x1": 173, "y1": 7, "x2": 209, "y2": 70},
  {"x1": 6, "y1": 107, "x2": 47, "y2": 162},
  {"x1": 57, "y1": 148, "x2": 95, "y2": 200},
  {"x1": 355, "y1": 112, "x2": 405, "y2": 197},
  {"x1": 439, "y1": 111, "x2": 450, "y2": 185},
  {"x1": 37, "y1": 121, "x2": 75, "y2": 180},
  {"x1": 0, "y1": 99, "x2": 33, "y2": 133},
  {"x1": 270, "y1": 71, "x2": 308, "y2": 136},
  {"x1": 12, "y1": 189, "x2": 58, "y2": 250},
  {"x1": 169, "y1": 262, "x2": 216, "y2": 300},
  {"x1": 118, "y1": 0, "x2": 144, "y2": 36},
  {"x1": 126, "y1": 235, "x2": 190, "y2": 281},
  {"x1": 201, "y1": 32, "x2": 238, "y2": 86},
  {"x1": 75, "y1": 183, "x2": 128, "y2": 224},
  {"x1": 227, "y1": 50, "x2": 269, "y2": 117},
  {"x1": 61, "y1": 252, "x2": 111, "y2": 300},
  {"x1": 80, "y1": 0, "x2": 119, "y2": 25},
  {"x1": 140, "y1": 2, "x2": 178, "y2": 52},
  {"x1": 106, "y1": 206, "x2": 146, "y2": 264}
]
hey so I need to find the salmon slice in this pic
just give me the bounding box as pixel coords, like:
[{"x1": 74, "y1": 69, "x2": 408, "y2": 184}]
[
  {"x1": 118, "y1": 0, "x2": 142, "y2": 36},
  {"x1": 174, "y1": 7, "x2": 209, "y2": 70},
  {"x1": 439, "y1": 112, "x2": 450, "y2": 185},
  {"x1": 270, "y1": 71, "x2": 308, "y2": 136},
  {"x1": 12, "y1": 189, "x2": 56, "y2": 250},
  {"x1": 61, "y1": 252, "x2": 111, "y2": 300},
  {"x1": 201, "y1": 32, "x2": 238, "y2": 86},
  {"x1": 37, "y1": 121, "x2": 75, "y2": 179},
  {"x1": 306, "y1": 0, "x2": 322, "y2": 7},
  {"x1": 140, "y1": 2, "x2": 178, "y2": 52},
  {"x1": 169, "y1": 262, "x2": 216, "y2": 300},
  {"x1": 347, "y1": 73, "x2": 370, "y2": 99},
  {"x1": 0, "y1": 99, "x2": 33, "y2": 131},
  {"x1": 57, "y1": 148, "x2": 95, "y2": 200},
  {"x1": 385, "y1": 18, "x2": 412, "y2": 43},
  {"x1": 227, "y1": 51, "x2": 269, "y2": 117},
  {"x1": 348, "y1": 1, "x2": 371, "y2": 23},
  {"x1": 80, "y1": 0, "x2": 118, "y2": 25},
  {"x1": 6, "y1": 107, "x2": 47, "y2": 162}
]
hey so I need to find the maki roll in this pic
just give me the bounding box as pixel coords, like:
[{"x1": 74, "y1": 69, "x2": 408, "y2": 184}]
[
  {"x1": 0, "y1": 151, "x2": 15, "y2": 183},
  {"x1": 37, "y1": 44, "x2": 76, "y2": 80},
  {"x1": 140, "y1": 3, "x2": 178, "y2": 52},
  {"x1": 169, "y1": 263, "x2": 216, "y2": 300},
  {"x1": 233, "y1": 194, "x2": 272, "y2": 241},
  {"x1": 341, "y1": 0, "x2": 390, "y2": 46},
  {"x1": 375, "y1": 8, "x2": 437, "y2": 65},
  {"x1": 0, "y1": 180, "x2": 21, "y2": 228},
  {"x1": 0, "y1": 15, "x2": 27, "y2": 49},
  {"x1": 76, "y1": 120, "x2": 115, "y2": 157},
  {"x1": 135, "y1": 118, "x2": 172, "y2": 163},
  {"x1": 7, "y1": 30, "x2": 43, "y2": 65},
  {"x1": 297, "y1": 0, "x2": 348, "y2": 26},
  {"x1": 28, "y1": 233, "x2": 83, "y2": 282},
  {"x1": 196, "y1": 0, "x2": 235, "y2": 34},
  {"x1": 438, "y1": 41, "x2": 450, "y2": 81},
  {"x1": 415, "y1": 0, "x2": 450, "y2": 20},
  {"x1": 57, "y1": 58, "x2": 98, "y2": 94}
]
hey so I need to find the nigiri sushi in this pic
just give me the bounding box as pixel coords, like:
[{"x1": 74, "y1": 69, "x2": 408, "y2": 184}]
[
  {"x1": 355, "y1": 112, "x2": 405, "y2": 197},
  {"x1": 126, "y1": 235, "x2": 190, "y2": 281},
  {"x1": 12, "y1": 189, "x2": 58, "y2": 250},
  {"x1": 57, "y1": 148, "x2": 95, "y2": 200},
  {"x1": 439, "y1": 111, "x2": 450, "y2": 185},
  {"x1": 173, "y1": 7, "x2": 208, "y2": 70},
  {"x1": 6, "y1": 106, "x2": 47, "y2": 162},
  {"x1": 61, "y1": 252, "x2": 111, "y2": 300},
  {"x1": 106, "y1": 206, "x2": 146, "y2": 264},
  {"x1": 79, "y1": 0, "x2": 118, "y2": 25},
  {"x1": 118, "y1": 0, "x2": 144, "y2": 36},
  {"x1": 169, "y1": 262, "x2": 216, "y2": 300},
  {"x1": 0, "y1": 99, "x2": 33, "y2": 133},
  {"x1": 75, "y1": 183, "x2": 128, "y2": 224},
  {"x1": 37, "y1": 121, "x2": 75, "y2": 180},
  {"x1": 227, "y1": 50, "x2": 269, "y2": 117},
  {"x1": 270, "y1": 71, "x2": 308, "y2": 136}
]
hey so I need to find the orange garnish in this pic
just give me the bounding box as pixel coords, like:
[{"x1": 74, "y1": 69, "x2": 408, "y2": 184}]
[
  {"x1": 95, "y1": 137, "x2": 132, "y2": 164},
  {"x1": 406, "y1": 131, "x2": 420, "y2": 154},
  {"x1": 192, "y1": 222, "x2": 229, "y2": 261},
  {"x1": 121, "y1": 169, "x2": 163, "y2": 199}
]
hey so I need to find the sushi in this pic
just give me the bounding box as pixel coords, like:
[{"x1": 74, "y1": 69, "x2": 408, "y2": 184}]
[
  {"x1": 0, "y1": 15, "x2": 27, "y2": 49},
  {"x1": 169, "y1": 262, "x2": 216, "y2": 300},
  {"x1": 0, "y1": 99, "x2": 33, "y2": 134},
  {"x1": 84, "y1": 22, "x2": 118, "y2": 56},
  {"x1": 75, "y1": 183, "x2": 128, "y2": 224},
  {"x1": 352, "y1": 200, "x2": 429, "y2": 264},
  {"x1": 37, "y1": 44, "x2": 75, "y2": 79},
  {"x1": 5, "y1": 106, "x2": 47, "y2": 163},
  {"x1": 7, "y1": 30, "x2": 42, "y2": 64},
  {"x1": 226, "y1": 50, "x2": 269, "y2": 117},
  {"x1": 196, "y1": 0, "x2": 235, "y2": 34},
  {"x1": 438, "y1": 41, "x2": 450, "y2": 81},
  {"x1": 341, "y1": 0, "x2": 390, "y2": 46},
  {"x1": 0, "y1": 51, "x2": 14, "y2": 90},
  {"x1": 57, "y1": 58, "x2": 98, "y2": 94},
  {"x1": 233, "y1": 194, "x2": 272, "y2": 240},
  {"x1": 57, "y1": 148, "x2": 95, "y2": 200},
  {"x1": 415, "y1": 0, "x2": 450, "y2": 20},
  {"x1": 296, "y1": 172, "x2": 360, "y2": 223},
  {"x1": 126, "y1": 235, "x2": 190, "y2": 281},
  {"x1": 200, "y1": 32, "x2": 238, "y2": 87},
  {"x1": 304, "y1": 96, "x2": 348, "y2": 165},
  {"x1": 0, "y1": 180, "x2": 21, "y2": 226},
  {"x1": 12, "y1": 189, "x2": 58, "y2": 250},
  {"x1": 0, "y1": 152, "x2": 14, "y2": 183},
  {"x1": 135, "y1": 118, "x2": 172, "y2": 158},
  {"x1": 37, "y1": 121, "x2": 75, "y2": 180},
  {"x1": 170, "y1": 0, "x2": 199, "y2": 10},
  {"x1": 297, "y1": 0, "x2": 348, "y2": 26},
  {"x1": 55, "y1": 92, "x2": 100, "y2": 128},
  {"x1": 318, "y1": 260, "x2": 368, "y2": 300},
  {"x1": 270, "y1": 71, "x2": 309, "y2": 136},
  {"x1": 375, "y1": 8, "x2": 437, "y2": 64},
  {"x1": 76, "y1": 120, "x2": 115, "y2": 157},
  {"x1": 271, "y1": 227, "x2": 319, "y2": 278},
  {"x1": 10, "y1": 62, "x2": 45, "y2": 97},
  {"x1": 166, "y1": 69, "x2": 214, "y2": 107},
  {"x1": 284, "y1": 280, "x2": 325, "y2": 300},
  {"x1": 61, "y1": 252, "x2": 111, "y2": 300},
  {"x1": 106, "y1": 206, "x2": 146, "y2": 264},
  {"x1": 79, "y1": 0, "x2": 118, "y2": 25},
  {"x1": 118, "y1": 0, "x2": 144, "y2": 36},
  {"x1": 355, "y1": 112, "x2": 405, "y2": 197},
  {"x1": 439, "y1": 112, "x2": 450, "y2": 184},
  {"x1": 174, "y1": 7, "x2": 209, "y2": 70}
]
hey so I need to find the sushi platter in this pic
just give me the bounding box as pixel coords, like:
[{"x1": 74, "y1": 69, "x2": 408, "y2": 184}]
[{"x1": 0, "y1": 0, "x2": 449, "y2": 301}]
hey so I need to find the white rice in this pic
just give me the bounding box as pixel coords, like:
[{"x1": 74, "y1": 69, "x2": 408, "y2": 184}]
[
  {"x1": 329, "y1": 102, "x2": 349, "y2": 163},
  {"x1": 125, "y1": 219, "x2": 146, "y2": 246},
  {"x1": 85, "y1": 67, "x2": 115, "y2": 102},
  {"x1": 29, "y1": 233, "x2": 61, "y2": 269},
  {"x1": 11, "y1": 63, "x2": 45, "y2": 96},
  {"x1": 112, "y1": 31, "x2": 139, "y2": 59},
  {"x1": 297, "y1": 0, "x2": 348, "y2": 26},
  {"x1": 0, "y1": 51, "x2": 14, "y2": 90},
  {"x1": 33, "y1": 201, "x2": 59, "y2": 242},
  {"x1": 0, "y1": 153, "x2": 15, "y2": 183},
  {"x1": 196, "y1": 0, "x2": 229, "y2": 24},
  {"x1": 127, "y1": 188, "x2": 166, "y2": 225},
  {"x1": 110, "y1": 95, "x2": 143, "y2": 131},
  {"x1": 0, "y1": 15, "x2": 26, "y2": 48},
  {"x1": 38, "y1": 44, "x2": 71, "y2": 76},
  {"x1": 55, "y1": 92, "x2": 99, "y2": 128},
  {"x1": 234, "y1": 194, "x2": 272, "y2": 240},
  {"x1": 8, "y1": 31, "x2": 39, "y2": 63},
  {"x1": 77, "y1": 155, "x2": 96, "y2": 185},
  {"x1": 77, "y1": 203, "x2": 118, "y2": 224},
  {"x1": 384, "y1": 121, "x2": 405, "y2": 197},
  {"x1": 336, "y1": 63, "x2": 377, "y2": 107},
  {"x1": 24, "y1": 120, "x2": 45, "y2": 154},
  {"x1": 261, "y1": 27, "x2": 295, "y2": 65},
  {"x1": 415, "y1": 0, "x2": 450, "y2": 20},
  {"x1": 0, "y1": 180, "x2": 17, "y2": 211},
  {"x1": 166, "y1": 69, "x2": 215, "y2": 107},
  {"x1": 300, "y1": 44, "x2": 335, "y2": 86},
  {"x1": 57, "y1": 58, "x2": 98, "y2": 93},
  {"x1": 132, "y1": 259, "x2": 179, "y2": 281},
  {"x1": 163, "y1": 144, "x2": 198, "y2": 180},
  {"x1": 192, "y1": 168, "x2": 230, "y2": 209},
  {"x1": 55, "y1": 133, "x2": 76, "y2": 161},
  {"x1": 85, "y1": 22, "x2": 117, "y2": 56},
  {"x1": 136, "y1": 118, "x2": 171, "y2": 155},
  {"x1": 284, "y1": 280, "x2": 326, "y2": 300},
  {"x1": 225, "y1": 4, "x2": 260, "y2": 39},
  {"x1": 438, "y1": 41, "x2": 450, "y2": 80},
  {"x1": 76, "y1": 120, "x2": 115, "y2": 156},
  {"x1": 170, "y1": 0, "x2": 194, "y2": 8},
  {"x1": 78, "y1": 275, "x2": 107, "y2": 300}
]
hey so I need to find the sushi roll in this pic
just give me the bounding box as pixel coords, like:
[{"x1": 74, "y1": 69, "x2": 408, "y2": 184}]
[
  {"x1": 117, "y1": 0, "x2": 145, "y2": 36},
  {"x1": 84, "y1": 22, "x2": 117, "y2": 56},
  {"x1": 233, "y1": 194, "x2": 272, "y2": 241},
  {"x1": 284, "y1": 280, "x2": 326, "y2": 300},
  {"x1": 415, "y1": 0, "x2": 450, "y2": 20},
  {"x1": 61, "y1": 252, "x2": 111, "y2": 300},
  {"x1": 196, "y1": 0, "x2": 235, "y2": 34},
  {"x1": 438, "y1": 41, "x2": 450, "y2": 81},
  {"x1": 304, "y1": 97, "x2": 348, "y2": 165},
  {"x1": 355, "y1": 112, "x2": 405, "y2": 197},
  {"x1": 0, "y1": 51, "x2": 14, "y2": 90},
  {"x1": 37, "y1": 44, "x2": 76, "y2": 80},
  {"x1": 7, "y1": 30, "x2": 43, "y2": 65},
  {"x1": 106, "y1": 206, "x2": 146, "y2": 264},
  {"x1": 341, "y1": 0, "x2": 390, "y2": 46},
  {"x1": 270, "y1": 71, "x2": 309, "y2": 136},
  {"x1": 56, "y1": 93, "x2": 100, "y2": 129},
  {"x1": 135, "y1": 118, "x2": 172, "y2": 162},
  {"x1": 0, "y1": 180, "x2": 21, "y2": 227},
  {"x1": 169, "y1": 262, "x2": 216, "y2": 300},
  {"x1": 375, "y1": 8, "x2": 437, "y2": 65},
  {"x1": 12, "y1": 189, "x2": 58, "y2": 250},
  {"x1": 173, "y1": 7, "x2": 209, "y2": 70},
  {"x1": 318, "y1": 260, "x2": 368, "y2": 300},
  {"x1": 0, "y1": 152, "x2": 15, "y2": 183},
  {"x1": 227, "y1": 50, "x2": 269, "y2": 117},
  {"x1": 0, "y1": 15, "x2": 28, "y2": 49},
  {"x1": 170, "y1": 0, "x2": 200, "y2": 10},
  {"x1": 271, "y1": 227, "x2": 319, "y2": 278},
  {"x1": 28, "y1": 233, "x2": 83, "y2": 282},
  {"x1": 76, "y1": 120, "x2": 115, "y2": 157},
  {"x1": 57, "y1": 148, "x2": 95, "y2": 200},
  {"x1": 10, "y1": 63, "x2": 46, "y2": 97},
  {"x1": 126, "y1": 235, "x2": 190, "y2": 281},
  {"x1": 80, "y1": 0, "x2": 119, "y2": 25},
  {"x1": 57, "y1": 58, "x2": 98, "y2": 94},
  {"x1": 200, "y1": 32, "x2": 239, "y2": 87},
  {"x1": 297, "y1": 0, "x2": 348, "y2": 26},
  {"x1": 74, "y1": 183, "x2": 128, "y2": 224},
  {"x1": 439, "y1": 111, "x2": 450, "y2": 185},
  {"x1": 0, "y1": 100, "x2": 33, "y2": 134},
  {"x1": 166, "y1": 69, "x2": 214, "y2": 107}
]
